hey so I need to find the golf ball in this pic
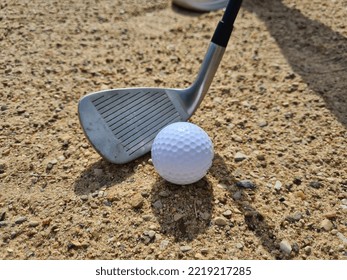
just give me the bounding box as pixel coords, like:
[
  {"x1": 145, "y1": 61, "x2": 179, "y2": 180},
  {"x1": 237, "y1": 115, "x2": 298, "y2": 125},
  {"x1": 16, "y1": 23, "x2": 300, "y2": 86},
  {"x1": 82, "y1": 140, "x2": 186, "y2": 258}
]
[{"x1": 151, "y1": 122, "x2": 214, "y2": 185}]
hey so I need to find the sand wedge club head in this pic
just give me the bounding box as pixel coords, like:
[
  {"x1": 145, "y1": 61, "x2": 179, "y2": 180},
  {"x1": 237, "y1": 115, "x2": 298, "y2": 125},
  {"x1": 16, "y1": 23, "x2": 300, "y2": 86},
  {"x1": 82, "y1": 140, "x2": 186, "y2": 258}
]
[
  {"x1": 173, "y1": 0, "x2": 229, "y2": 12},
  {"x1": 78, "y1": 0, "x2": 243, "y2": 164}
]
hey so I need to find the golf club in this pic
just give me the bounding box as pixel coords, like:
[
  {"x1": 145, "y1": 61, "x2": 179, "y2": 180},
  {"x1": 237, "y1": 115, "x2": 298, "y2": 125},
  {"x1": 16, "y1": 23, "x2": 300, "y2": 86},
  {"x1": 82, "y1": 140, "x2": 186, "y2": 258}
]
[
  {"x1": 173, "y1": 0, "x2": 228, "y2": 12},
  {"x1": 78, "y1": 0, "x2": 243, "y2": 164}
]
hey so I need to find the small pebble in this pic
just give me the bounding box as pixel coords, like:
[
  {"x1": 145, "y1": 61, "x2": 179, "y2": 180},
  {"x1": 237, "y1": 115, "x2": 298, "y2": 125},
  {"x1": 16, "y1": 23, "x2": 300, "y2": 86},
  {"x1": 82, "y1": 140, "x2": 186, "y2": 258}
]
[
  {"x1": 234, "y1": 152, "x2": 247, "y2": 162},
  {"x1": 149, "y1": 224, "x2": 157, "y2": 231},
  {"x1": 15, "y1": 216, "x2": 27, "y2": 224},
  {"x1": 11, "y1": 231, "x2": 19, "y2": 239},
  {"x1": 153, "y1": 200, "x2": 163, "y2": 210},
  {"x1": 214, "y1": 217, "x2": 228, "y2": 226},
  {"x1": 341, "y1": 199, "x2": 347, "y2": 206},
  {"x1": 0, "y1": 211, "x2": 5, "y2": 221},
  {"x1": 130, "y1": 194, "x2": 144, "y2": 209},
  {"x1": 50, "y1": 159, "x2": 58, "y2": 165},
  {"x1": 286, "y1": 211, "x2": 302, "y2": 222},
  {"x1": 0, "y1": 160, "x2": 7, "y2": 173},
  {"x1": 292, "y1": 211, "x2": 303, "y2": 221},
  {"x1": 336, "y1": 232, "x2": 347, "y2": 244},
  {"x1": 142, "y1": 215, "x2": 153, "y2": 221},
  {"x1": 16, "y1": 107, "x2": 26, "y2": 114},
  {"x1": 46, "y1": 163, "x2": 54, "y2": 171},
  {"x1": 217, "y1": 183, "x2": 228, "y2": 190},
  {"x1": 284, "y1": 111, "x2": 294, "y2": 118},
  {"x1": 42, "y1": 218, "x2": 51, "y2": 226},
  {"x1": 236, "y1": 180, "x2": 256, "y2": 189},
  {"x1": 0, "y1": 221, "x2": 8, "y2": 227},
  {"x1": 279, "y1": 240, "x2": 292, "y2": 254},
  {"x1": 28, "y1": 221, "x2": 40, "y2": 227},
  {"x1": 256, "y1": 153, "x2": 265, "y2": 161},
  {"x1": 294, "y1": 190, "x2": 306, "y2": 200},
  {"x1": 320, "y1": 219, "x2": 333, "y2": 231},
  {"x1": 160, "y1": 240, "x2": 169, "y2": 250},
  {"x1": 309, "y1": 181, "x2": 322, "y2": 189},
  {"x1": 91, "y1": 192, "x2": 98, "y2": 198},
  {"x1": 235, "y1": 243, "x2": 244, "y2": 249},
  {"x1": 80, "y1": 195, "x2": 89, "y2": 201},
  {"x1": 58, "y1": 155, "x2": 66, "y2": 161},
  {"x1": 232, "y1": 136, "x2": 243, "y2": 143},
  {"x1": 200, "y1": 212, "x2": 210, "y2": 220},
  {"x1": 241, "y1": 101, "x2": 250, "y2": 107},
  {"x1": 258, "y1": 119, "x2": 268, "y2": 127},
  {"x1": 293, "y1": 177, "x2": 302, "y2": 185},
  {"x1": 159, "y1": 191, "x2": 170, "y2": 198},
  {"x1": 324, "y1": 211, "x2": 337, "y2": 219},
  {"x1": 174, "y1": 213, "x2": 184, "y2": 222},
  {"x1": 274, "y1": 180, "x2": 282, "y2": 191},
  {"x1": 304, "y1": 246, "x2": 312, "y2": 255},
  {"x1": 68, "y1": 240, "x2": 82, "y2": 249},
  {"x1": 232, "y1": 191, "x2": 242, "y2": 200},
  {"x1": 195, "y1": 253, "x2": 204, "y2": 259},
  {"x1": 292, "y1": 243, "x2": 299, "y2": 254},
  {"x1": 180, "y1": 245, "x2": 192, "y2": 253},
  {"x1": 145, "y1": 230, "x2": 156, "y2": 239},
  {"x1": 141, "y1": 190, "x2": 150, "y2": 198},
  {"x1": 201, "y1": 248, "x2": 209, "y2": 255},
  {"x1": 222, "y1": 210, "x2": 232, "y2": 219}
]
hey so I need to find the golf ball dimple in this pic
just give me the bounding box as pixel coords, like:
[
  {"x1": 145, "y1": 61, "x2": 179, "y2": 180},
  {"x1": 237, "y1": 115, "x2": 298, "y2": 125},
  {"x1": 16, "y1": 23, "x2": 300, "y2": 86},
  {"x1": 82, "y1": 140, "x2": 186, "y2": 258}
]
[{"x1": 151, "y1": 122, "x2": 214, "y2": 185}]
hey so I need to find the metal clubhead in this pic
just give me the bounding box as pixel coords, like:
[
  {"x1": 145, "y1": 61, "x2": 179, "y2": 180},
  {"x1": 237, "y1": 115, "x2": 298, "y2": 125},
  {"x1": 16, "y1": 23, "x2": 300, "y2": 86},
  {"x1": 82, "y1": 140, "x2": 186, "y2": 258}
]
[
  {"x1": 78, "y1": 0, "x2": 243, "y2": 164},
  {"x1": 173, "y1": 0, "x2": 228, "y2": 12},
  {"x1": 78, "y1": 88, "x2": 189, "y2": 164}
]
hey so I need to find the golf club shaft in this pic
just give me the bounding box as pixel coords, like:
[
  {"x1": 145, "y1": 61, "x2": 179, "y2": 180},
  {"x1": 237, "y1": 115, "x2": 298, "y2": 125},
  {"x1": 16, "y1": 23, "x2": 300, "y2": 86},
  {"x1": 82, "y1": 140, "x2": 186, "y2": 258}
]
[
  {"x1": 212, "y1": 0, "x2": 243, "y2": 48},
  {"x1": 182, "y1": 0, "x2": 243, "y2": 116}
]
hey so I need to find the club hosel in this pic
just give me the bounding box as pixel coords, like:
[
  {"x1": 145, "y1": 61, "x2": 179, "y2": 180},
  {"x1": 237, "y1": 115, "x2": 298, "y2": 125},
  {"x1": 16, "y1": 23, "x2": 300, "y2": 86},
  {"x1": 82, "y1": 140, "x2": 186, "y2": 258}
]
[{"x1": 180, "y1": 42, "x2": 225, "y2": 116}]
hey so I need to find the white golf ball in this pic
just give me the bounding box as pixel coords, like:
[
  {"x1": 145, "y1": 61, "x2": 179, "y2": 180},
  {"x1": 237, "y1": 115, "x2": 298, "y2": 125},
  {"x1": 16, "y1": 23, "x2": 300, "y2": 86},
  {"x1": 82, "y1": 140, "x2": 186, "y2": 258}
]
[{"x1": 151, "y1": 122, "x2": 214, "y2": 185}]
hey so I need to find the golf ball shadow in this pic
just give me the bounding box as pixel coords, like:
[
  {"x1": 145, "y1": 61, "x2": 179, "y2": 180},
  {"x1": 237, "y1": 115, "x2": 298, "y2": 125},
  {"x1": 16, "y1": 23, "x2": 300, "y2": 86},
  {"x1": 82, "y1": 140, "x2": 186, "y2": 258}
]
[{"x1": 150, "y1": 178, "x2": 214, "y2": 242}]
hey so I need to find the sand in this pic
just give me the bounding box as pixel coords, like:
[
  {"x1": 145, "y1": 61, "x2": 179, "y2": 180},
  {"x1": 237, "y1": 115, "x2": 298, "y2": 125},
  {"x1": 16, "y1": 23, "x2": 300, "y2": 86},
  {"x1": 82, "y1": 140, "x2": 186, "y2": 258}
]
[{"x1": 0, "y1": 0, "x2": 346, "y2": 260}]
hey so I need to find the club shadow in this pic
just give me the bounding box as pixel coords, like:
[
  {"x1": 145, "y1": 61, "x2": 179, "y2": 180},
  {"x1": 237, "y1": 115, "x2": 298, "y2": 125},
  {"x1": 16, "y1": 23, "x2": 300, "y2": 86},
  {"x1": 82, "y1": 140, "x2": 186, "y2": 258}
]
[
  {"x1": 212, "y1": 154, "x2": 292, "y2": 260},
  {"x1": 150, "y1": 177, "x2": 214, "y2": 242},
  {"x1": 73, "y1": 156, "x2": 146, "y2": 196},
  {"x1": 243, "y1": 0, "x2": 347, "y2": 126}
]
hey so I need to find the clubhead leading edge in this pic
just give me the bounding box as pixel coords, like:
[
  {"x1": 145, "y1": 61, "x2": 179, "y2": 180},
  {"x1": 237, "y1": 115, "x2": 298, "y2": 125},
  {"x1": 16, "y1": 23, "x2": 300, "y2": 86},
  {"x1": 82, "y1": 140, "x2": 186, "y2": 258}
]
[{"x1": 78, "y1": 0, "x2": 243, "y2": 164}]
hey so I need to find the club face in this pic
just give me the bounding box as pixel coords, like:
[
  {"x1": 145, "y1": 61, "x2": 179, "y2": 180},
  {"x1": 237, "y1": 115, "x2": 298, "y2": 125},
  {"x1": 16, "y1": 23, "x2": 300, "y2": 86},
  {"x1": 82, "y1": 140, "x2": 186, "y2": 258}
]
[{"x1": 78, "y1": 88, "x2": 190, "y2": 164}]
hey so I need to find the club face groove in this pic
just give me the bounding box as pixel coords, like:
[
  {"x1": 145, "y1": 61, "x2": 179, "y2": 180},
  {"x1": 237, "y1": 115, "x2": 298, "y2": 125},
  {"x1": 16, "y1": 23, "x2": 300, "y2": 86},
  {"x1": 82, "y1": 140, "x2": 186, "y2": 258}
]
[{"x1": 78, "y1": 88, "x2": 189, "y2": 164}]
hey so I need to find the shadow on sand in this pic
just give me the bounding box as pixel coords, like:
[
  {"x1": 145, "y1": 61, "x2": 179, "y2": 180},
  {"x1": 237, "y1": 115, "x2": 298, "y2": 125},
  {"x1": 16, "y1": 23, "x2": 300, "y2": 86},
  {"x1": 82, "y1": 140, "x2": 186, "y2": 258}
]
[
  {"x1": 213, "y1": 154, "x2": 287, "y2": 259},
  {"x1": 243, "y1": 0, "x2": 347, "y2": 126},
  {"x1": 150, "y1": 177, "x2": 214, "y2": 242},
  {"x1": 73, "y1": 158, "x2": 141, "y2": 196},
  {"x1": 150, "y1": 153, "x2": 291, "y2": 259}
]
